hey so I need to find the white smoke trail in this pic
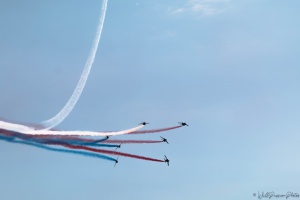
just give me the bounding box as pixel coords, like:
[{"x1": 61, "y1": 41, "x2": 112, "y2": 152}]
[
  {"x1": 0, "y1": 120, "x2": 35, "y2": 132},
  {"x1": 42, "y1": 0, "x2": 108, "y2": 130},
  {"x1": 23, "y1": 125, "x2": 144, "y2": 136},
  {"x1": 0, "y1": 0, "x2": 143, "y2": 137},
  {"x1": 0, "y1": 120, "x2": 144, "y2": 136}
]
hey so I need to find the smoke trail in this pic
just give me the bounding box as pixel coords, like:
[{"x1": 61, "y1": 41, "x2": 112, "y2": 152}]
[
  {"x1": 21, "y1": 135, "x2": 120, "y2": 148},
  {"x1": 9, "y1": 131, "x2": 109, "y2": 144},
  {"x1": 0, "y1": 120, "x2": 144, "y2": 136},
  {"x1": 0, "y1": 128, "x2": 163, "y2": 162},
  {"x1": 84, "y1": 143, "x2": 119, "y2": 148},
  {"x1": 0, "y1": 120, "x2": 35, "y2": 132},
  {"x1": 0, "y1": 130, "x2": 162, "y2": 162},
  {"x1": 27, "y1": 135, "x2": 164, "y2": 162},
  {"x1": 100, "y1": 139, "x2": 163, "y2": 144},
  {"x1": 84, "y1": 137, "x2": 109, "y2": 143},
  {"x1": 38, "y1": 136, "x2": 104, "y2": 144},
  {"x1": 23, "y1": 134, "x2": 163, "y2": 145},
  {"x1": 43, "y1": 125, "x2": 183, "y2": 139},
  {"x1": 129, "y1": 125, "x2": 182, "y2": 134},
  {"x1": 0, "y1": 128, "x2": 20, "y2": 137},
  {"x1": 0, "y1": 129, "x2": 118, "y2": 156},
  {"x1": 30, "y1": 137, "x2": 119, "y2": 148},
  {"x1": 22, "y1": 124, "x2": 144, "y2": 136},
  {"x1": 60, "y1": 144, "x2": 165, "y2": 162},
  {"x1": 42, "y1": 0, "x2": 109, "y2": 130},
  {"x1": 0, "y1": 134, "x2": 116, "y2": 162}
]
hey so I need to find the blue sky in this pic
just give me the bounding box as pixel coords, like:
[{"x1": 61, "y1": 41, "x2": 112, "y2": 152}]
[{"x1": 1, "y1": 0, "x2": 300, "y2": 199}]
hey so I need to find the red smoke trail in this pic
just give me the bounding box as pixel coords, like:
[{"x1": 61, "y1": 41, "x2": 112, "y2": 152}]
[
  {"x1": 32, "y1": 137, "x2": 163, "y2": 144},
  {"x1": 61, "y1": 144, "x2": 164, "y2": 162},
  {"x1": 0, "y1": 129, "x2": 16, "y2": 137},
  {"x1": 23, "y1": 135, "x2": 94, "y2": 142},
  {"x1": 45, "y1": 142, "x2": 165, "y2": 162},
  {"x1": 0, "y1": 130, "x2": 164, "y2": 162},
  {"x1": 100, "y1": 139, "x2": 163, "y2": 144},
  {"x1": 20, "y1": 125, "x2": 182, "y2": 140},
  {"x1": 21, "y1": 135, "x2": 88, "y2": 141},
  {"x1": 29, "y1": 135, "x2": 104, "y2": 144},
  {"x1": 129, "y1": 125, "x2": 182, "y2": 134}
]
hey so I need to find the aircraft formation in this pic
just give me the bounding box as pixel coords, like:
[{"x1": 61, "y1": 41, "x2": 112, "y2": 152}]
[
  {"x1": 0, "y1": 0, "x2": 189, "y2": 167},
  {"x1": 0, "y1": 121, "x2": 188, "y2": 166}
]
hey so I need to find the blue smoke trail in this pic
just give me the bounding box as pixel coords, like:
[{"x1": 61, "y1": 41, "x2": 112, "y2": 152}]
[
  {"x1": 89, "y1": 137, "x2": 109, "y2": 143},
  {"x1": 47, "y1": 136, "x2": 110, "y2": 145},
  {"x1": 21, "y1": 136, "x2": 118, "y2": 148},
  {"x1": 40, "y1": 138, "x2": 120, "y2": 148},
  {"x1": 0, "y1": 134, "x2": 116, "y2": 162},
  {"x1": 85, "y1": 143, "x2": 120, "y2": 148},
  {"x1": 0, "y1": 129, "x2": 117, "y2": 149}
]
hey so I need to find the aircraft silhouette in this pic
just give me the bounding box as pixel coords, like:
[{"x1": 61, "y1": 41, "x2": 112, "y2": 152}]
[
  {"x1": 164, "y1": 155, "x2": 170, "y2": 166},
  {"x1": 115, "y1": 144, "x2": 121, "y2": 150},
  {"x1": 139, "y1": 122, "x2": 149, "y2": 125},
  {"x1": 114, "y1": 157, "x2": 119, "y2": 167},
  {"x1": 178, "y1": 122, "x2": 189, "y2": 126},
  {"x1": 160, "y1": 136, "x2": 169, "y2": 144}
]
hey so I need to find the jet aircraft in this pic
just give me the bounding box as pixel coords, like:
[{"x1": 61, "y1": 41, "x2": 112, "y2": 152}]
[
  {"x1": 160, "y1": 136, "x2": 169, "y2": 144},
  {"x1": 178, "y1": 122, "x2": 189, "y2": 126},
  {"x1": 164, "y1": 155, "x2": 170, "y2": 166},
  {"x1": 114, "y1": 157, "x2": 119, "y2": 167}
]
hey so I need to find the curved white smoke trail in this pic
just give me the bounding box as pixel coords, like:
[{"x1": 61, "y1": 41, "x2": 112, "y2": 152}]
[
  {"x1": 0, "y1": 0, "x2": 144, "y2": 137},
  {"x1": 42, "y1": 0, "x2": 108, "y2": 130}
]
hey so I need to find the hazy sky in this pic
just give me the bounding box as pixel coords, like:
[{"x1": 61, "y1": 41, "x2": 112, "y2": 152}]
[{"x1": 1, "y1": 0, "x2": 300, "y2": 200}]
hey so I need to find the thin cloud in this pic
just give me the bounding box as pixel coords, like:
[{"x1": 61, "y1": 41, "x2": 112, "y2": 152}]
[
  {"x1": 170, "y1": 0, "x2": 231, "y2": 16},
  {"x1": 172, "y1": 8, "x2": 187, "y2": 14}
]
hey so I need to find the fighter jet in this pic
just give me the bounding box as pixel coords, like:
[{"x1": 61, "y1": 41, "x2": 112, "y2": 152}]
[
  {"x1": 115, "y1": 144, "x2": 121, "y2": 150},
  {"x1": 139, "y1": 122, "x2": 149, "y2": 125},
  {"x1": 164, "y1": 155, "x2": 170, "y2": 166},
  {"x1": 114, "y1": 157, "x2": 119, "y2": 167},
  {"x1": 160, "y1": 136, "x2": 169, "y2": 144},
  {"x1": 178, "y1": 122, "x2": 189, "y2": 126}
]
